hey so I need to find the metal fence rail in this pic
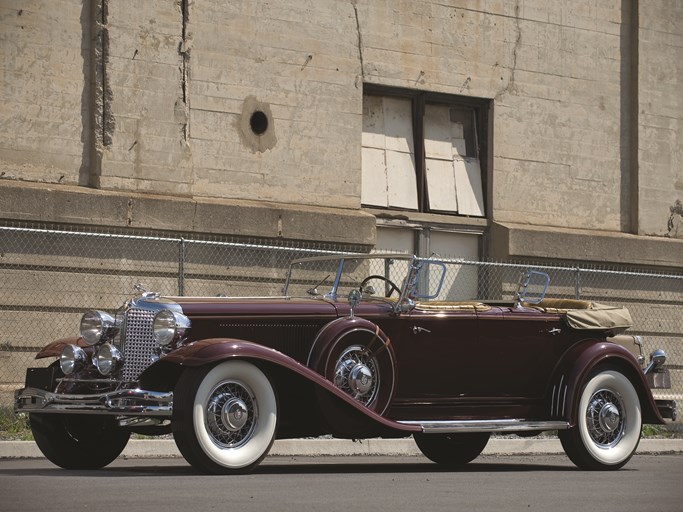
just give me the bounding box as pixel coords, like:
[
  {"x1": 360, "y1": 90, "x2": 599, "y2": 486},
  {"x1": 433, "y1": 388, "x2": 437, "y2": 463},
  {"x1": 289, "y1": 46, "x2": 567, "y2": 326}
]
[{"x1": 1, "y1": 224, "x2": 681, "y2": 427}]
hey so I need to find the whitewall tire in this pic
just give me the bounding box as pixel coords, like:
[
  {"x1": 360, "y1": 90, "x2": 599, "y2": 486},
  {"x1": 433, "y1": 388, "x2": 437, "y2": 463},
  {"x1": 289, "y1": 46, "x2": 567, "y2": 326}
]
[
  {"x1": 173, "y1": 360, "x2": 277, "y2": 474},
  {"x1": 560, "y1": 369, "x2": 641, "y2": 470}
]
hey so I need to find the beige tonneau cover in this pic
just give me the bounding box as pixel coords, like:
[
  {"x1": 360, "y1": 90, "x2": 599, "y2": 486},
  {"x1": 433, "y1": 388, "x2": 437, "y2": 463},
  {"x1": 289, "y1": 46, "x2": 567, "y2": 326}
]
[{"x1": 528, "y1": 299, "x2": 633, "y2": 334}]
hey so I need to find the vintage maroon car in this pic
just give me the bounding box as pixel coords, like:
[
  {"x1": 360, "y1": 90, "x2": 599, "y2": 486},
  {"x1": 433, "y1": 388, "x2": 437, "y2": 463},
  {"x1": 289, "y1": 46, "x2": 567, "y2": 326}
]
[{"x1": 15, "y1": 254, "x2": 675, "y2": 473}]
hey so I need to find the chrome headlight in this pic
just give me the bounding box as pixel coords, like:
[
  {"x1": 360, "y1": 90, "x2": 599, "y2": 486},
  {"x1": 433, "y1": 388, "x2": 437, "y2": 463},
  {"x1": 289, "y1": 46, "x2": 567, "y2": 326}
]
[
  {"x1": 95, "y1": 343, "x2": 123, "y2": 376},
  {"x1": 153, "y1": 309, "x2": 191, "y2": 347},
  {"x1": 60, "y1": 344, "x2": 87, "y2": 375},
  {"x1": 80, "y1": 310, "x2": 118, "y2": 346}
]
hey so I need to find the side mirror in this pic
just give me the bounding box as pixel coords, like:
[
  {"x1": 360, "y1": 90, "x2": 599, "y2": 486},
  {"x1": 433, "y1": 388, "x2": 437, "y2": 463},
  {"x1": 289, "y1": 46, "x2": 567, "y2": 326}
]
[
  {"x1": 348, "y1": 289, "x2": 362, "y2": 318},
  {"x1": 645, "y1": 349, "x2": 667, "y2": 374}
]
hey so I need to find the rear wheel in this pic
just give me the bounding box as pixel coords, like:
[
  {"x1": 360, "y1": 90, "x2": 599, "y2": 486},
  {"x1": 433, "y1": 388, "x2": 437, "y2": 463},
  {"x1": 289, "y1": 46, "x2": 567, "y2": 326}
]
[
  {"x1": 30, "y1": 413, "x2": 130, "y2": 469},
  {"x1": 172, "y1": 360, "x2": 277, "y2": 474},
  {"x1": 559, "y1": 369, "x2": 641, "y2": 470},
  {"x1": 414, "y1": 432, "x2": 490, "y2": 466}
]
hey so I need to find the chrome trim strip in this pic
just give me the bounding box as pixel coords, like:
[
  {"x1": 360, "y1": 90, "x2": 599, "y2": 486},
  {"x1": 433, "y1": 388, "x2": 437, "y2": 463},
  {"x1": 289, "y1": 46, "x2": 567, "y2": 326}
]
[
  {"x1": 14, "y1": 387, "x2": 173, "y2": 416},
  {"x1": 556, "y1": 375, "x2": 564, "y2": 417},
  {"x1": 397, "y1": 419, "x2": 570, "y2": 433}
]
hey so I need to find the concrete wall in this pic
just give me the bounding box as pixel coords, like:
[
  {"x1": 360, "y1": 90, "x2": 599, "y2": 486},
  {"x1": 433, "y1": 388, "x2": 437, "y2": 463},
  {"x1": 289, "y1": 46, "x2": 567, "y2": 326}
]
[
  {"x1": 0, "y1": 0, "x2": 681, "y2": 262},
  {"x1": 638, "y1": 2, "x2": 683, "y2": 237}
]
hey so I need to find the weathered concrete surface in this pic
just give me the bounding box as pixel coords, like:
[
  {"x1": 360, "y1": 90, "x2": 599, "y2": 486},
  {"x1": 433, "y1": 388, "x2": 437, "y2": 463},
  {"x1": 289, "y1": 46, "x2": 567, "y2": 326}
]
[
  {"x1": 491, "y1": 222, "x2": 683, "y2": 269},
  {"x1": 637, "y1": 3, "x2": 683, "y2": 237},
  {"x1": 0, "y1": 1, "x2": 681, "y2": 253},
  {"x1": 0, "y1": 181, "x2": 376, "y2": 246}
]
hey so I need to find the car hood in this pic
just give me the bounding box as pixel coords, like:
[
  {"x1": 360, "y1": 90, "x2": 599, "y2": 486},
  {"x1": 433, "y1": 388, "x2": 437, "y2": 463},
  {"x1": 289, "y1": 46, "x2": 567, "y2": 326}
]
[{"x1": 166, "y1": 296, "x2": 339, "y2": 318}]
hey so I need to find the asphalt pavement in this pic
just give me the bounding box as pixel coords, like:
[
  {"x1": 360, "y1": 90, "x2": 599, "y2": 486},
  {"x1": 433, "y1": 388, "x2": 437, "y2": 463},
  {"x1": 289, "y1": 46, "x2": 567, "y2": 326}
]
[{"x1": 1, "y1": 454, "x2": 681, "y2": 512}]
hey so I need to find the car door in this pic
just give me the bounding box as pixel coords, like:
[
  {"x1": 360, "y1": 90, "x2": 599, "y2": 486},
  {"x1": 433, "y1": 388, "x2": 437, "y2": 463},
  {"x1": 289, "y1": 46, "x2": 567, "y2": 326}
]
[{"x1": 390, "y1": 306, "x2": 480, "y2": 402}]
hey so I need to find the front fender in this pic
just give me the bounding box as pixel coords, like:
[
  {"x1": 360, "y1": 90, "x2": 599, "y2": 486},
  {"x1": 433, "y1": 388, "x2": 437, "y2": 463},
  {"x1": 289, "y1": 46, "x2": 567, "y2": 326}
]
[
  {"x1": 35, "y1": 337, "x2": 88, "y2": 359},
  {"x1": 140, "y1": 338, "x2": 417, "y2": 435},
  {"x1": 549, "y1": 339, "x2": 664, "y2": 426}
]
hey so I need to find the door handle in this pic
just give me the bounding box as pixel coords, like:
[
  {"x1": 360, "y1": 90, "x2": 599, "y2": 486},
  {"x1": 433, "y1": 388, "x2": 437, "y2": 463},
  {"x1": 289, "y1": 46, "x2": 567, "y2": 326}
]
[{"x1": 412, "y1": 326, "x2": 431, "y2": 335}]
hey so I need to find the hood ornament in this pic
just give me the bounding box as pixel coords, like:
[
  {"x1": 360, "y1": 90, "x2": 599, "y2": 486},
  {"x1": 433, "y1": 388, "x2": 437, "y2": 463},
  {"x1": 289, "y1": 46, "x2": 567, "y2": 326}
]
[{"x1": 133, "y1": 283, "x2": 160, "y2": 299}]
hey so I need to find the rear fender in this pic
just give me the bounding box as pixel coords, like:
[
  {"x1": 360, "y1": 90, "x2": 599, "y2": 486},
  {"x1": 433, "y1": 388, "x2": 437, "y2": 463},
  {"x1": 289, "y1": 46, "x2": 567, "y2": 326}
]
[{"x1": 549, "y1": 340, "x2": 664, "y2": 426}]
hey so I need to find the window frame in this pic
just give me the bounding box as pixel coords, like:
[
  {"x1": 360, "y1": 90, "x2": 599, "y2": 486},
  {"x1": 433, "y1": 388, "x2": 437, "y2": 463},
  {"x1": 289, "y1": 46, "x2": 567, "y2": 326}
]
[{"x1": 362, "y1": 84, "x2": 491, "y2": 217}]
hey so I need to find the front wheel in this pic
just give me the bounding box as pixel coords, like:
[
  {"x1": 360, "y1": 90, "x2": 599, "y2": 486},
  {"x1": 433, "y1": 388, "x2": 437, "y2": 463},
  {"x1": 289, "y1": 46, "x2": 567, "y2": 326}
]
[
  {"x1": 30, "y1": 413, "x2": 130, "y2": 469},
  {"x1": 172, "y1": 360, "x2": 278, "y2": 474},
  {"x1": 559, "y1": 369, "x2": 641, "y2": 470},
  {"x1": 414, "y1": 432, "x2": 490, "y2": 466}
]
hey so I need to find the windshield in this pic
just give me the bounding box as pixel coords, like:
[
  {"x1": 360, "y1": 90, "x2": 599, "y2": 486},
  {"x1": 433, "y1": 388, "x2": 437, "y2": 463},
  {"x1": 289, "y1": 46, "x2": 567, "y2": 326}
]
[{"x1": 283, "y1": 255, "x2": 446, "y2": 301}]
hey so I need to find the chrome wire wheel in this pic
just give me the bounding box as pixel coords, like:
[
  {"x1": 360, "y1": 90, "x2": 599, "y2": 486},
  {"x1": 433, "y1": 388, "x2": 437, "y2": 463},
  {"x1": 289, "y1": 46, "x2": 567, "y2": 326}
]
[
  {"x1": 585, "y1": 388, "x2": 625, "y2": 448},
  {"x1": 172, "y1": 360, "x2": 277, "y2": 474},
  {"x1": 559, "y1": 369, "x2": 641, "y2": 470},
  {"x1": 333, "y1": 345, "x2": 379, "y2": 406},
  {"x1": 205, "y1": 380, "x2": 257, "y2": 449}
]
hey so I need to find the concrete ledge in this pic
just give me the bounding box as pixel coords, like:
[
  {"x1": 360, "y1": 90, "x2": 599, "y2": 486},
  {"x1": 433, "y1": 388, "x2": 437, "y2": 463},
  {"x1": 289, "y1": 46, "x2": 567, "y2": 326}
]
[
  {"x1": 491, "y1": 222, "x2": 683, "y2": 269},
  {"x1": 0, "y1": 181, "x2": 376, "y2": 247},
  {"x1": 2, "y1": 438, "x2": 682, "y2": 460}
]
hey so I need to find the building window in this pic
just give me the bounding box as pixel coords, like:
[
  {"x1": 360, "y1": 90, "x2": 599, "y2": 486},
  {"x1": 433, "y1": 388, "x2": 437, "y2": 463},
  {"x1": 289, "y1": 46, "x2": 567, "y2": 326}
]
[{"x1": 361, "y1": 87, "x2": 490, "y2": 217}]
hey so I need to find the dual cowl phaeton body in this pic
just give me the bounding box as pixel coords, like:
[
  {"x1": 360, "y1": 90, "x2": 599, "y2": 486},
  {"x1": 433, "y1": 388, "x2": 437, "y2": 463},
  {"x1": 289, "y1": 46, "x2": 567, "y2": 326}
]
[{"x1": 15, "y1": 254, "x2": 675, "y2": 473}]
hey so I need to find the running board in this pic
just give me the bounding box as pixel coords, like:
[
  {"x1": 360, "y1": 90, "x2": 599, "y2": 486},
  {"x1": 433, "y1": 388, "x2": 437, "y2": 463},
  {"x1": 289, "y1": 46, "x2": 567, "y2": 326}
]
[{"x1": 397, "y1": 419, "x2": 570, "y2": 434}]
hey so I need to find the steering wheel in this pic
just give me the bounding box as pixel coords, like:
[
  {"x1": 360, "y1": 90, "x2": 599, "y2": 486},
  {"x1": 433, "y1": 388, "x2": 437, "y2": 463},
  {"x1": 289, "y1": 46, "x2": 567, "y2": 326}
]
[{"x1": 360, "y1": 275, "x2": 401, "y2": 298}]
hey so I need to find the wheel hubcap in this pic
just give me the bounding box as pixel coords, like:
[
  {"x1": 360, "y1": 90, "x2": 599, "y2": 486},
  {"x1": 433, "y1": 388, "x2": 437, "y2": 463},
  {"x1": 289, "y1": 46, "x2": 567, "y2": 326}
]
[
  {"x1": 598, "y1": 403, "x2": 621, "y2": 433},
  {"x1": 586, "y1": 389, "x2": 625, "y2": 448},
  {"x1": 349, "y1": 364, "x2": 374, "y2": 395},
  {"x1": 333, "y1": 345, "x2": 379, "y2": 405},
  {"x1": 221, "y1": 397, "x2": 249, "y2": 431},
  {"x1": 205, "y1": 380, "x2": 257, "y2": 449}
]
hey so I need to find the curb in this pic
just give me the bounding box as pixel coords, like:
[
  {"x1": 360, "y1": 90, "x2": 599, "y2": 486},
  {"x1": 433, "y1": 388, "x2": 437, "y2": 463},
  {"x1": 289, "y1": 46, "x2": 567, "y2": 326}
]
[{"x1": 2, "y1": 438, "x2": 682, "y2": 460}]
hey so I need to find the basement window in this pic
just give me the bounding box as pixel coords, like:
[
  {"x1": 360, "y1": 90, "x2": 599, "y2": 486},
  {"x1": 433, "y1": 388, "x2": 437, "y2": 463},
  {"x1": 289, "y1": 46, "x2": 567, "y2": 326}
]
[{"x1": 361, "y1": 87, "x2": 489, "y2": 217}]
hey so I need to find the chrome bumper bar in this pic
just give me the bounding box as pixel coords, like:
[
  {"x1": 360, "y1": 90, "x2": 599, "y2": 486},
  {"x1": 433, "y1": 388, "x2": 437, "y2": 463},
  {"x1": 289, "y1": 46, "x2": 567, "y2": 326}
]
[{"x1": 14, "y1": 387, "x2": 173, "y2": 416}]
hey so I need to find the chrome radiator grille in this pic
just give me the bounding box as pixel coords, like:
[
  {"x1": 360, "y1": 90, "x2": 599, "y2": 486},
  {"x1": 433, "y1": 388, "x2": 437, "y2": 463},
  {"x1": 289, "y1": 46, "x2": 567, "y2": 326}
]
[{"x1": 121, "y1": 307, "x2": 157, "y2": 382}]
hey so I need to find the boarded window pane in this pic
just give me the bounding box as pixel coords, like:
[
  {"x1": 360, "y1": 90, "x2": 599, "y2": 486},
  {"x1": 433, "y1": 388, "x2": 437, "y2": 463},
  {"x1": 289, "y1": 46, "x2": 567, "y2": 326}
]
[
  {"x1": 425, "y1": 158, "x2": 458, "y2": 212},
  {"x1": 383, "y1": 97, "x2": 414, "y2": 154},
  {"x1": 362, "y1": 96, "x2": 385, "y2": 149},
  {"x1": 453, "y1": 158, "x2": 485, "y2": 216},
  {"x1": 424, "y1": 103, "x2": 484, "y2": 217},
  {"x1": 386, "y1": 150, "x2": 418, "y2": 210},
  {"x1": 449, "y1": 108, "x2": 477, "y2": 157},
  {"x1": 362, "y1": 96, "x2": 417, "y2": 210},
  {"x1": 361, "y1": 147, "x2": 388, "y2": 207},
  {"x1": 424, "y1": 105, "x2": 453, "y2": 160}
]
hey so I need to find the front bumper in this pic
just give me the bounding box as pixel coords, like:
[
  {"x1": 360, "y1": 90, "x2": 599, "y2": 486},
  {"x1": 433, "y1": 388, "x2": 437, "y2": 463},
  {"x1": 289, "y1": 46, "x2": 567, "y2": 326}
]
[
  {"x1": 14, "y1": 387, "x2": 173, "y2": 416},
  {"x1": 655, "y1": 399, "x2": 677, "y2": 421}
]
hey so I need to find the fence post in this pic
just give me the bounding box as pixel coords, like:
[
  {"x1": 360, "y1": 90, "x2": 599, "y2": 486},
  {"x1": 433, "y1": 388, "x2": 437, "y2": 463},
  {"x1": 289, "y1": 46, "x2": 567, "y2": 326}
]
[
  {"x1": 574, "y1": 267, "x2": 581, "y2": 299},
  {"x1": 178, "y1": 238, "x2": 185, "y2": 296}
]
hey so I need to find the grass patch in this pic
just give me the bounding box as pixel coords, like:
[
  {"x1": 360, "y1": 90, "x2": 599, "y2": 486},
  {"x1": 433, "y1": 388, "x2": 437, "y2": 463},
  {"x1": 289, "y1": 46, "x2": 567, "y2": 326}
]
[
  {"x1": 641, "y1": 424, "x2": 678, "y2": 438},
  {"x1": 0, "y1": 410, "x2": 32, "y2": 441}
]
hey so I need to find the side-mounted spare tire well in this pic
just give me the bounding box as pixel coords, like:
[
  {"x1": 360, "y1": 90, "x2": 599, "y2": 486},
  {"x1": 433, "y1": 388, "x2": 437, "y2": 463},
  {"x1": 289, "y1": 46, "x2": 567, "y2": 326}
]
[{"x1": 308, "y1": 317, "x2": 397, "y2": 418}]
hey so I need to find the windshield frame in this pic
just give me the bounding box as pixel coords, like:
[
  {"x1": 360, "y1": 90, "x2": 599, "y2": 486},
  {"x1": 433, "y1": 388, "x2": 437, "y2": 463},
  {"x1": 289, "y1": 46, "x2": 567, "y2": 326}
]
[{"x1": 283, "y1": 254, "x2": 446, "y2": 312}]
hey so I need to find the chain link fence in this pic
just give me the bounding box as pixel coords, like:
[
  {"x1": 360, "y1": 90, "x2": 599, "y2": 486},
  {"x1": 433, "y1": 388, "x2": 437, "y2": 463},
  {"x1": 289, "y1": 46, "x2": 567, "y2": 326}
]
[{"x1": 1, "y1": 223, "x2": 681, "y2": 429}]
